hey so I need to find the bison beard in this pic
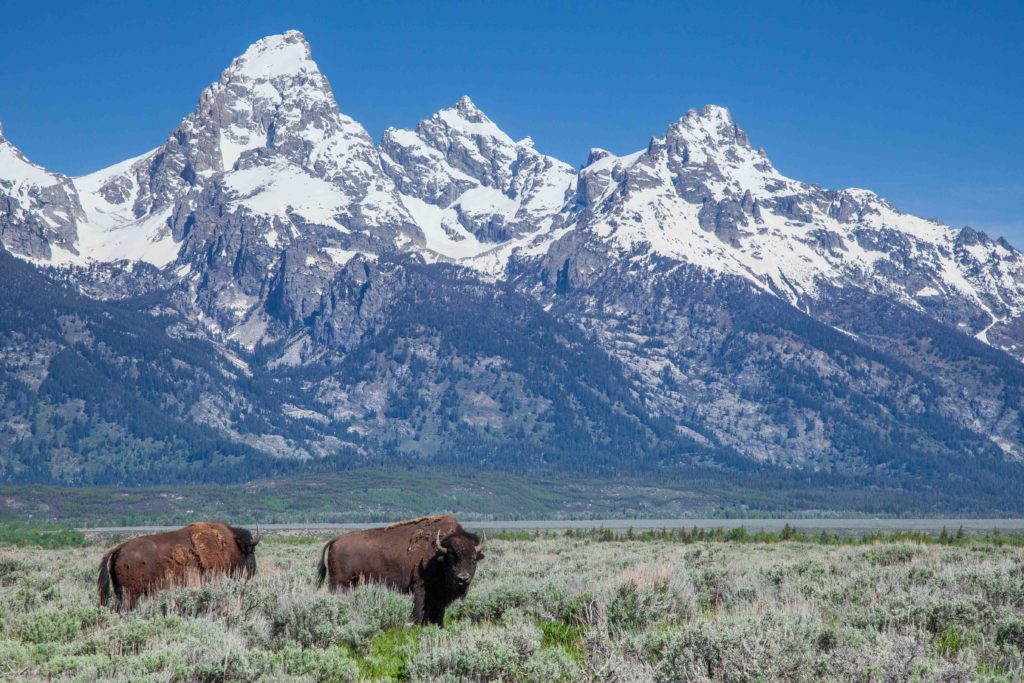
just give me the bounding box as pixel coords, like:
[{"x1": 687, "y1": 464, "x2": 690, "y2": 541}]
[
  {"x1": 317, "y1": 515, "x2": 485, "y2": 626},
  {"x1": 98, "y1": 521, "x2": 260, "y2": 612}
]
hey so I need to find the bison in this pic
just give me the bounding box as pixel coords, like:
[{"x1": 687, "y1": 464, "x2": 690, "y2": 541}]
[
  {"x1": 316, "y1": 515, "x2": 485, "y2": 625},
  {"x1": 98, "y1": 521, "x2": 261, "y2": 612}
]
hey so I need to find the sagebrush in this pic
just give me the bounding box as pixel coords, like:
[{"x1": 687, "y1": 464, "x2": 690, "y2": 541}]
[{"x1": 1, "y1": 535, "x2": 1023, "y2": 681}]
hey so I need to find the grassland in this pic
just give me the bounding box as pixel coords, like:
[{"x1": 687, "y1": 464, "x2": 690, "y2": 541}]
[
  {"x1": 0, "y1": 471, "x2": 722, "y2": 526},
  {"x1": 1, "y1": 530, "x2": 1023, "y2": 681},
  {"x1": 8, "y1": 465, "x2": 1018, "y2": 526}
]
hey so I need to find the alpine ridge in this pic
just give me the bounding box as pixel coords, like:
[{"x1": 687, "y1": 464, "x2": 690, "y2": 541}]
[{"x1": 1, "y1": 31, "x2": 1022, "y2": 511}]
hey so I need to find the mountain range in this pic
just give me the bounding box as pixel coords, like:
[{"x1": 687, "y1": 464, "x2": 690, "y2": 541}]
[{"x1": 2, "y1": 31, "x2": 1022, "y2": 511}]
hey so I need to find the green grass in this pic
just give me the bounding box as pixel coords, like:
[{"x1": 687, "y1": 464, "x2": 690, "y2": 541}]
[
  {"x1": 352, "y1": 627, "x2": 422, "y2": 680},
  {"x1": 540, "y1": 620, "x2": 585, "y2": 664}
]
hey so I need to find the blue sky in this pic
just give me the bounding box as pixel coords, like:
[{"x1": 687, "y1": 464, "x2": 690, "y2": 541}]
[{"x1": 1, "y1": 1, "x2": 1021, "y2": 242}]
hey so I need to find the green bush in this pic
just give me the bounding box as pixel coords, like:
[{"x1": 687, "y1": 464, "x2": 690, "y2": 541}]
[
  {"x1": 356, "y1": 626, "x2": 422, "y2": 680},
  {"x1": 0, "y1": 524, "x2": 88, "y2": 549}
]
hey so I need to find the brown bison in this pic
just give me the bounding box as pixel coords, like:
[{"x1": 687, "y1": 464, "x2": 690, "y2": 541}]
[
  {"x1": 98, "y1": 521, "x2": 261, "y2": 611},
  {"x1": 317, "y1": 515, "x2": 485, "y2": 625}
]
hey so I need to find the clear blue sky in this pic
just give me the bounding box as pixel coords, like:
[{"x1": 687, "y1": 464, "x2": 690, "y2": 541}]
[{"x1": 2, "y1": 1, "x2": 1021, "y2": 242}]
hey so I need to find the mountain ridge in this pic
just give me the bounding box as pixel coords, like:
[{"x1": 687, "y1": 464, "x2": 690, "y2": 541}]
[{"x1": 1, "y1": 30, "x2": 1022, "y2": 504}]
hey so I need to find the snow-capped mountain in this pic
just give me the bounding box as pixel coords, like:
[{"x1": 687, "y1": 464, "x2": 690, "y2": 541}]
[
  {"x1": 2, "y1": 30, "x2": 1023, "y2": 499},
  {"x1": 534, "y1": 105, "x2": 1024, "y2": 353}
]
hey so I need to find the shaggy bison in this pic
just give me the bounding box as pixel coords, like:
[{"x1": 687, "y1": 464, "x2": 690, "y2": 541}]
[
  {"x1": 98, "y1": 521, "x2": 260, "y2": 611},
  {"x1": 317, "y1": 515, "x2": 485, "y2": 625}
]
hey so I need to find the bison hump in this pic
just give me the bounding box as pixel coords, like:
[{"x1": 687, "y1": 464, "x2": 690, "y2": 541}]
[
  {"x1": 385, "y1": 515, "x2": 455, "y2": 530},
  {"x1": 189, "y1": 524, "x2": 230, "y2": 572}
]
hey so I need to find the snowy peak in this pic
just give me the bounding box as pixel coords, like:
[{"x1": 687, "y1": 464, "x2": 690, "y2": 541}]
[
  {"x1": 205, "y1": 29, "x2": 374, "y2": 174},
  {"x1": 178, "y1": 30, "x2": 348, "y2": 180},
  {"x1": 672, "y1": 105, "x2": 750, "y2": 148},
  {"x1": 82, "y1": 29, "x2": 375, "y2": 221},
  {"x1": 224, "y1": 30, "x2": 317, "y2": 82},
  {"x1": 429, "y1": 96, "x2": 515, "y2": 145},
  {"x1": 5, "y1": 31, "x2": 1024, "y2": 362},
  {"x1": 64, "y1": 30, "x2": 421, "y2": 271},
  {"x1": 380, "y1": 97, "x2": 575, "y2": 268},
  {"x1": 454, "y1": 94, "x2": 482, "y2": 116}
]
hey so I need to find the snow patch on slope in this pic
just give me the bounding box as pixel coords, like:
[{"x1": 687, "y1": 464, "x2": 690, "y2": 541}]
[{"x1": 222, "y1": 158, "x2": 350, "y2": 231}]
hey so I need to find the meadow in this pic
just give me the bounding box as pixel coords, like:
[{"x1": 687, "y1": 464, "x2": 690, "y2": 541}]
[{"x1": 1, "y1": 529, "x2": 1023, "y2": 681}]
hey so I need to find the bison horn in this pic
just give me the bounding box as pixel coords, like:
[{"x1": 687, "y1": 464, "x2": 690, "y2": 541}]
[
  {"x1": 475, "y1": 532, "x2": 486, "y2": 554},
  {"x1": 434, "y1": 530, "x2": 448, "y2": 555},
  {"x1": 254, "y1": 522, "x2": 262, "y2": 545}
]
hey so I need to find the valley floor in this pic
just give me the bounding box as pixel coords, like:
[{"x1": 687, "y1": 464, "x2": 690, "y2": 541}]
[{"x1": 1, "y1": 534, "x2": 1023, "y2": 681}]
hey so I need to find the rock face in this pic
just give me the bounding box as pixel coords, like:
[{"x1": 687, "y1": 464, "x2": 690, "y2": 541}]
[
  {"x1": 0, "y1": 125, "x2": 83, "y2": 261},
  {"x1": 2, "y1": 30, "x2": 1024, "y2": 499}
]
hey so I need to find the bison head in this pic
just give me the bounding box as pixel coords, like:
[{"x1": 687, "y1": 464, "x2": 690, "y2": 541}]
[
  {"x1": 230, "y1": 524, "x2": 262, "y2": 578},
  {"x1": 434, "y1": 530, "x2": 485, "y2": 593}
]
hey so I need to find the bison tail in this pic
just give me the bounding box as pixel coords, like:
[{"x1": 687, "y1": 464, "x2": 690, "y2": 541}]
[
  {"x1": 316, "y1": 538, "x2": 334, "y2": 590},
  {"x1": 97, "y1": 546, "x2": 118, "y2": 607}
]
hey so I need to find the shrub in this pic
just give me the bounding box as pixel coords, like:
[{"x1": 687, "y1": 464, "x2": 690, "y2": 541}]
[
  {"x1": 638, "y1": 616, "x2": 826, "y2": 682},
  {"x1": 522, "y1": 645, "x2": 580, "y2": 682},
  {"x1": 280, "y1": 645, "x2": 360, "y2": 682},
  {"x1": 271, "y1": 585, "x2": 409, "y2": 651},
  {"x1": 409, "y1": 617, "x2": 541, "y2": 681},
  {"x1": 996, "y1": 615, "x2": 1024, "y2": 651},
  {"x1": 864, "y1": 544, "x2": 920, "y2": 566},
  {"x1": 16, "y1": 607, "x2": 82, "y2": 644}
]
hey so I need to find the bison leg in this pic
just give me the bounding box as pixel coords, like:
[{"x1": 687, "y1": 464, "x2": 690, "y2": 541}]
[
  {"x1": 426, "y1": 602, "x2": 447, "y2": 627},
  {"x1": 119, "y1": 590, "x2": 135, "y2": 614},
  {"x1": 411, "y1": 589, "x2": 428, "y2": 625}
]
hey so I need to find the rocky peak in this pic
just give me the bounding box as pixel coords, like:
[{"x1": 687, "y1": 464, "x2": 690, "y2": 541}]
[
  {"x1": 413, "y1": 96, "x2": 518, "y2": 176},
  {"x1": 380, "y1": 97, "x2": 576, "y2": 256},
  {"x1": 83, "y1": 30, "x2": 384, "y2": 222},
  {"x1": 585, "y1": 148, "x2": 613, "y2": 166},
  {"x1": 671, "y1": 105, "x2": 751, "y2": 148},
  {"x1": 70, "y1": 31, "x2": 421, "y2": 272},
  {"x1": 451, "y1": 95, "x2": 491, "y2": 123}
]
